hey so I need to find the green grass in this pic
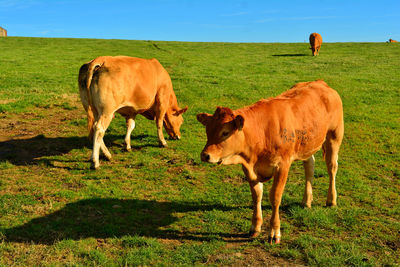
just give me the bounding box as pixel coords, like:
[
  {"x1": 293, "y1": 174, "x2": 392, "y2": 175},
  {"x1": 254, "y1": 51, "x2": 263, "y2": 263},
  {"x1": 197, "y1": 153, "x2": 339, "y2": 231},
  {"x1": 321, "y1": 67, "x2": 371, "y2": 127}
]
[{"x1": 0, "y1": 37, "x2": 399, "y2": 266}]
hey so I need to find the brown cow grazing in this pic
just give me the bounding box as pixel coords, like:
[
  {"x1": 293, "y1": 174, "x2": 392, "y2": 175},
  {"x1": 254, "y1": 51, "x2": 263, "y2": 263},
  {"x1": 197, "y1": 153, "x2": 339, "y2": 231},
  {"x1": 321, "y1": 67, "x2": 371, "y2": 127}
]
[
  {"x1": 309, "y1": 33, "x2": 323, "y2": 56},
  {"x1": 79, "y1": 56, "x2": 187, "y2": 169},
  {"x1": 197, "y1": 80, "x2": 343, "y2": 244},
  {"x1": 389, "y1": 39, "x2": 398, "y2": 43}
]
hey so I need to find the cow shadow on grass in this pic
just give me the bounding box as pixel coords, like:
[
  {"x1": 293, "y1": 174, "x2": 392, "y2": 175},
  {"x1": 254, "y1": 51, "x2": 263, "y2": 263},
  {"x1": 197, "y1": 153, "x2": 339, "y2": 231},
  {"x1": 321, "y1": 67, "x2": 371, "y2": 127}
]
[
  {"x1": 2, "y1": 198, "x2": 245, "y2": 244},
  {"x1": 0, "y1": 134, "x2": 157, "y2": 167},
  {"x1": 272, "y1": 53, "x2": 308, "y2": 57}
]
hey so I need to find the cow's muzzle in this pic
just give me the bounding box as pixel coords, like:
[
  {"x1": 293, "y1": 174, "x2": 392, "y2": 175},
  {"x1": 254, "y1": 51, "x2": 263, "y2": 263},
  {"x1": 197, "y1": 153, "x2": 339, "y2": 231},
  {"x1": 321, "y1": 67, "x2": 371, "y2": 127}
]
[{"x1": 201, "y1": 151, "x2": 210, "y2": 162}]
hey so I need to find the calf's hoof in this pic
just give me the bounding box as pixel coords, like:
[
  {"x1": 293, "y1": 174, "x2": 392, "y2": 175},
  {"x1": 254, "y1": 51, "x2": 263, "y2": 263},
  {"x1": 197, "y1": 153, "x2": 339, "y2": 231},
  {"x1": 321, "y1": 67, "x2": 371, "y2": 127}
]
[
  {"x1": 268, "y1": 236, "x2": 281, "y2": 244},
  {"x1": 249, "y1": 230, "x2": 261, "y2": 238}
]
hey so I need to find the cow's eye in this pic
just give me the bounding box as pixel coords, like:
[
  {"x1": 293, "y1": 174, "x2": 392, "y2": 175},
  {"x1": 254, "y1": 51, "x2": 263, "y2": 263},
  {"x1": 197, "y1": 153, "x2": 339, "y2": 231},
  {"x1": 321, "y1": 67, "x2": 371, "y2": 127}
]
[{"x1": 222, "y1": 131, "x2": 229, "y2": 137}]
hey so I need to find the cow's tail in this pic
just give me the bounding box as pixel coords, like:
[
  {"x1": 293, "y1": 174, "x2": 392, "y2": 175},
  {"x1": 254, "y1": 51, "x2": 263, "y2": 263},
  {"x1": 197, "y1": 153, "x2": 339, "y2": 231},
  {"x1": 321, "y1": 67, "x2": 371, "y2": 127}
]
[
  {"x1": 86, "y1": 58, "x2": 105, "y2": 92},
  {"x1": 78, "y1": 57, "x2": 105, "y2": 140}
]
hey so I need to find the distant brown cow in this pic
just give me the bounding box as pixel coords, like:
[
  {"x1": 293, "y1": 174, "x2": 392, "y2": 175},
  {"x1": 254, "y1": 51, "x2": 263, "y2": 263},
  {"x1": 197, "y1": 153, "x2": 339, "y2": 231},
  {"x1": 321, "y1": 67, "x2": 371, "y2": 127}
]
[
  {"x1": 389, "y1": 39, "x2": 398, "y2": 43},
  {"x1": 309, "y1": 33, "x2": 322, "y2": 56},
  {"x1": 197, "y1": 80, "x2": 344, "y2": 244},
  {"x1": 79, "y1": 56, "x2": 187, "y2": 169}
]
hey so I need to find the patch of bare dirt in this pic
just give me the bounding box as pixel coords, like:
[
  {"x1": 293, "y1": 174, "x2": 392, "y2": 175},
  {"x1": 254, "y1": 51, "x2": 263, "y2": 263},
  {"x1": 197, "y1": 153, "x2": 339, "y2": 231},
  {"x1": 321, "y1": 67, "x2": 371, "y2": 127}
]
[
  {"x1": 0, "y1": 105, "x2": 87, "y2": 165},
  {"x1": 0, "y1": 106, "x2": 83, "y2": 141},
  {"x1": 0, "y1": 99, "x2": 17, "y2": 105},
  {"x1": 209, "y1": 245, "x2": 304, "y2": 267}
]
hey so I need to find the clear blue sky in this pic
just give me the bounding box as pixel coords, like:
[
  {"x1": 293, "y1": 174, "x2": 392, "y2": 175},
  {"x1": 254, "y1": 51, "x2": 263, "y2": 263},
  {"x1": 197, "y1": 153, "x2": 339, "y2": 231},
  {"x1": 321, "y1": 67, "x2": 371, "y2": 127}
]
[{"x1": 1, "y1": 0, "x2": 399, "y2": 43}]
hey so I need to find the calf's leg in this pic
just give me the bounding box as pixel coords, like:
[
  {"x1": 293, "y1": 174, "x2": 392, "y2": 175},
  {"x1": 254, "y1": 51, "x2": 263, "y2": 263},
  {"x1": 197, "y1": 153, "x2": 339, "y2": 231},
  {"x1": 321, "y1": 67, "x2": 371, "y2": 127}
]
[
  {"x1": 324, "y1": 138, "x2": 340, "y2": 206},
  {"x1": 268, "y1": 161, "x2": 290, "y2": 244},
  {"x1": 249, "y1": 181, "x2": 263, "y2": 238},
  {"x1": 324, "y1": 124, "x2": 343, "y2": 206},
  {"x1": 302, "y1": 155, "x2": 315, "y2": 208}
]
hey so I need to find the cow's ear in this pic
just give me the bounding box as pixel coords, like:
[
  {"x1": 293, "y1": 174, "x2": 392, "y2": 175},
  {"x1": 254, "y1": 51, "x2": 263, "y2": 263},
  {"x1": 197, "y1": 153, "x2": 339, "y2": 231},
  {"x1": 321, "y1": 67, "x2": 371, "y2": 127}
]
[
  {"x1": 175, "y1": 106, "x2": 188, "y2": 116},
  {"x1": 234, "y1": 115, "x2": 244, "y2": 131},
  {"x1": 197, "y1": 113, "x2": 212, "y2": 126}
]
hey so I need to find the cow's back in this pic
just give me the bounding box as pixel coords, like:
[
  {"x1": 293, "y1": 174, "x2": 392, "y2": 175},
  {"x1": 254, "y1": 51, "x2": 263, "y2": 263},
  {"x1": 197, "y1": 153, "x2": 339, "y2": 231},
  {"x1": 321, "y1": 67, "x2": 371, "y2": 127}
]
[
  {"x1": 309, "y1": 33, "x2": 322, "y2": 48},
  {"x1": 91, "y1": 56, "x2": 161, "y2": 113}
]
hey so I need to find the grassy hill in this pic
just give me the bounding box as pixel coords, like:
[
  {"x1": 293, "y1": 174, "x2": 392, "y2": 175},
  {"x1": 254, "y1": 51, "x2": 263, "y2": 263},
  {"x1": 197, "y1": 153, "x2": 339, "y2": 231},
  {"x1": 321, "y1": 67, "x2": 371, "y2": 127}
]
[{"x1": 0, "y1": 37, "x2": 399, "y2": 266}]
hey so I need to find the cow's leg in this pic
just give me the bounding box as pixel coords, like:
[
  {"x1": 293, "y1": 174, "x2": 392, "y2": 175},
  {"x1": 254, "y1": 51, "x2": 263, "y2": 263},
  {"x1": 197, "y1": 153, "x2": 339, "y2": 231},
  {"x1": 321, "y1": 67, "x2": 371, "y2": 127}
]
[
  {"x1": 248, "y1": 180, "x2": 263, "y2": 238},
  {"x1": 324, "y1": 134, "x2": 342, "y2": 206},
  {"x1": 124, "y1": 116, "x2": 136, "y2": 151},
  {"x1": 156, "y1": 114, "x2": 167, "y2": 147},
  {"x1": 91, "y1": 114, "x2": 113, "y2": 169},
  {"x1": 100, "y1": 139, "x2": 112, "y2": 161},
  {"x1": 268, "y1": 161, "x2": 290, "y2": 244},
  {"x1": 155, "y1": 104, "x2": 168, "y2": 147},
  {"x1": 302, "y1": 155, "x2": 315, "y2": 208}
]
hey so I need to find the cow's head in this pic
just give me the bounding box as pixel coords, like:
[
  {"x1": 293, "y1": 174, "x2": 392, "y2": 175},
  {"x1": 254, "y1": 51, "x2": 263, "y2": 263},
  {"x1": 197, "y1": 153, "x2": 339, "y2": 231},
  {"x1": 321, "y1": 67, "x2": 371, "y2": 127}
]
[
  {"x1": 197, "y1": 107, "x2": 245, "y2": 164},
  {"x1": 164, "y1": 106, "x2": 188, "y2": 140}
]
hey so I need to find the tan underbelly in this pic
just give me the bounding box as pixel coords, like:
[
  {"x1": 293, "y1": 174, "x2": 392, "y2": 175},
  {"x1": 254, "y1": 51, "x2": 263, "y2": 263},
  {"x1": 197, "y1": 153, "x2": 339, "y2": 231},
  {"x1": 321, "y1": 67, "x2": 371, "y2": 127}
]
[{"x1": 255, "y1": 163, "x2": 275, "y2": 182}]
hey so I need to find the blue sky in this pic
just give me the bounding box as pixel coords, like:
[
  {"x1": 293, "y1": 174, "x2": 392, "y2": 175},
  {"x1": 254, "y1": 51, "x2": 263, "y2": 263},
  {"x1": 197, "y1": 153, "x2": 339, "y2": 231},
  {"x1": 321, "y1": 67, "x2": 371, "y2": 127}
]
[{"x1": 0, "y1": 0, "x2": 399, "y2": 42}]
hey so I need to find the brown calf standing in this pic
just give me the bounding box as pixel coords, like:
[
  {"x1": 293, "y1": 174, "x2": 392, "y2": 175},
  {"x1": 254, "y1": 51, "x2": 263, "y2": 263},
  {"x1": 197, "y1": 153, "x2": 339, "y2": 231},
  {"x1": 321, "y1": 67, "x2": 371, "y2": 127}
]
[{"x1": 197, "y1": 80, "x2": 344, "y2": 244}]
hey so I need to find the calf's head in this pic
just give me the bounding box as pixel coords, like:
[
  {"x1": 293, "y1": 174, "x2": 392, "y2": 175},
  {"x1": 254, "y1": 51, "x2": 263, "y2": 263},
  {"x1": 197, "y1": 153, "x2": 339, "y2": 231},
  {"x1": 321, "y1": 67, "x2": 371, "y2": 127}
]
[
  {"x1": 164, "y1": 106, "x2": 188, "y2": 140},
  {"x1": 197, "y1": 107, "x2": 244, "y2": 164}
]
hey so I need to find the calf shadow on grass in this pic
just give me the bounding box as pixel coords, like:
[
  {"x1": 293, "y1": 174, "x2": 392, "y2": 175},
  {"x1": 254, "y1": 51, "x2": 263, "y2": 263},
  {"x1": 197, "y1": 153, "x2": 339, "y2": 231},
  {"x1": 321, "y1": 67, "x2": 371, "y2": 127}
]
[
  {"x1": 2, "y1": 198, "x2": 241, "y2": 244},
  {"x1": 0, "y1": 134, "x2": 155, "y2": 166}
]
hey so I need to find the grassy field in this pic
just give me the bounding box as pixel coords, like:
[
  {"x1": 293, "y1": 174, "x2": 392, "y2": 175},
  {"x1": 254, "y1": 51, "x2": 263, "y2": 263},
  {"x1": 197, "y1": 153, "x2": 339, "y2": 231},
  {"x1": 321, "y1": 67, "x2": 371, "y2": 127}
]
[{"x1": 0, "y1": 37, "x2": 399, "y2": 266}]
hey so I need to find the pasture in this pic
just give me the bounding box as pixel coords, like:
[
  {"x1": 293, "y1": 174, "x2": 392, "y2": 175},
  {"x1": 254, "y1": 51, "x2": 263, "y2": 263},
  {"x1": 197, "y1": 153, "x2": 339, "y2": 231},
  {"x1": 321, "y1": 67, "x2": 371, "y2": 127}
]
[{"x1": 0, "y1": 37, "x2": 399, "y2": 266}]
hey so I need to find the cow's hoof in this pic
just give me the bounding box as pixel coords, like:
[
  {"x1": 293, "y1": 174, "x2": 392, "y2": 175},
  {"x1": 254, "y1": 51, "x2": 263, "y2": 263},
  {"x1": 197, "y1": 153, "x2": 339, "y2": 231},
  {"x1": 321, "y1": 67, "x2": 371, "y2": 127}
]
[
  {"x1": 103, "y1": 153, "x2": 112, "y2": 161},
  {"x1": 268, "y1": 236, "x2": 281, "y2": 244},
  {"x1": 326, "y1": 202, "x2": 337, "y2": 207},
  {"x1": 100, "y1": 155, "x2": 112, "y2": 161},
  {"x1": 159, "y1": 142, "x2": 168, "y2": 148},
  {"x1": 91, "y1": 162, "x2": 100, "y2": 170},
  {"x1": 249, "y1": 230, "x2": 261, "y2": 238}
]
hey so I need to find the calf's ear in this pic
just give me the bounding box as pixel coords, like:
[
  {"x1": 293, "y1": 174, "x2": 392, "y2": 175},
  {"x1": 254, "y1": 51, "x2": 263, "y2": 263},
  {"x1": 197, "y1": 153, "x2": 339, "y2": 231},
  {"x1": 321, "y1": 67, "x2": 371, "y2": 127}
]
[
  {"x1": 234, "y1": 115, "x2": 244, "y2": 131},
  {"x1": 197, "y1": 113, "x2": 212, "y2": 126}
]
